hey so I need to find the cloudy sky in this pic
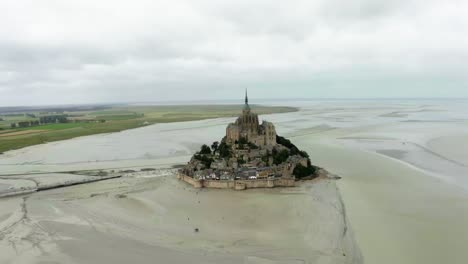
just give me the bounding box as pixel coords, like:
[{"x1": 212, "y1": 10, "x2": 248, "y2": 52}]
[{"x1": 1, "y1": 0, "x2": 467, "y2": 106}]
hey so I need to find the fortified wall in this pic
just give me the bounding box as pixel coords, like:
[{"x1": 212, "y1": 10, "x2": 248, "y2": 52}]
[{"x1": 177, "y1": 173, "x2": 295, "y2": 190}]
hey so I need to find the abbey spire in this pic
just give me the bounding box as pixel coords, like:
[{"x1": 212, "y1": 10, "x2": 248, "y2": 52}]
[
  {"x1": 245, "y1": 89, "x2": 248, "y2": 105},
  {"x1": 243, "y1": 89, "x2": 251, "y2": 112}
]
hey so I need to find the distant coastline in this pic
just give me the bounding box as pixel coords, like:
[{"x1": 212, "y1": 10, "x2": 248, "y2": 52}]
[{"x1": 0, "y1": 104, "x2": 298, "y2": 154}]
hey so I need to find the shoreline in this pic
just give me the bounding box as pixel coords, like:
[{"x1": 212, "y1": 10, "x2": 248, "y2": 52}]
[{"x1": 0, "y1": 105, "x2": 299, "y2": 154}]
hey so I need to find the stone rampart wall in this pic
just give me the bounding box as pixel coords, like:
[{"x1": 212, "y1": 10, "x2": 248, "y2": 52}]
[
  {"x1": 178, "y1": 173, "x2": 295, "y2": 190},
  {"x1": 203, "y1": 180, "x2": 235, "y2": 189},
  {"x1": 177, "y1": 174, "x2": 203, "y2": 188}
]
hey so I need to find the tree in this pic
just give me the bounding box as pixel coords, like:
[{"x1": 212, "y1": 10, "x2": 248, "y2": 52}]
[
  {"x1": 218, "y1": 142, "x2": 232, "y2": 158},
  {"x1": 299, "y1": 150, "x2": 309, "y2": 158},
  {"x1": 18, "y1": 121, "x2": 31, "y2": 128},
  {"x1": 211, "y1": 141, "x2": 219, "y2": 153},
  {"x1": 293, "y1": 163, "x2": 317, "y2": 179},
  {"x1": 39, "y1": 115, "x2": 68, "y2": 124},
  {"x1": 276, "y1": 135, "x2": 310, "y2": 158},
  {"x1": 272, "y1": 148, "x2": 277, "y2": 156},
  {"x1": 238, "y1": 137, "x2": 248, "y2": 144},
  {"x1": 236, "y1": 137, "x2": 248, "y2": 150},
  {"x1": 194, "y1": 153, "x2": 214, "y2": 168},
  {"x1": 273, "y1": 149, "x2": 290, "y2": 165},
  {"x1": 276, "y1": 135, "x2": 295, "y2": 149},
  {"x1": 200, "y1": 144, "x2": 211, "y2": 155},
  {"x1": 10, "y1": 123, "x2": 17, "y2": 128}
]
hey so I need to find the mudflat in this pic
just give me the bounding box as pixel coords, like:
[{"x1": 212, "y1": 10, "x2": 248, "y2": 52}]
[{"x1": 0, "y1": 172, "x2": 361, "y2": 264}]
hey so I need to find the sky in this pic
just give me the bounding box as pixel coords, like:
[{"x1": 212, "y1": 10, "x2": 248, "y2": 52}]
[{"x1": 1, "y1": 0, "x2": 467, "y2": 106}]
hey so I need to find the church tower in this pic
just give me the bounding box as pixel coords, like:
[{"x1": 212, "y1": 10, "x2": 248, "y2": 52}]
[{"x1": 225, "y1": 90, "x2": 276, "y2": 147}]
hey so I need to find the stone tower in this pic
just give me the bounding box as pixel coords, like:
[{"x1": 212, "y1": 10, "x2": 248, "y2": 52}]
[{"x1": 225, "y1": 91, "x2": 277, "y2": 147}]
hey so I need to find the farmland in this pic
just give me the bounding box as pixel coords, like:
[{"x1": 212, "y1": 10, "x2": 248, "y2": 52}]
[{"x1": 0, "y1": 104, "x2": 297, "y2": 153}]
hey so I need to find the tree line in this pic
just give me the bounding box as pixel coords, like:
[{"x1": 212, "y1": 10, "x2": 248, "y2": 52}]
[{"x1": 10, "y1": 115, "x2": 69, "y2": 128}]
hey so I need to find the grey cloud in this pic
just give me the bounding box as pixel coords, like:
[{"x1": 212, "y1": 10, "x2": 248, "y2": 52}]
[{"x1": 0, "y1": 0, "x2": 467, "y2": 106}]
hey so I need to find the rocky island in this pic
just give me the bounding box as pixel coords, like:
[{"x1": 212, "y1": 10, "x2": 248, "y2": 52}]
[{"x1": 179, "y1": 91, "x2": 318, "y2": 190}]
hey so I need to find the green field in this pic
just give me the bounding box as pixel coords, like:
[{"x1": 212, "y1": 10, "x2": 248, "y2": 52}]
[{"x1": 0, "y1": 104, "x2": 297, "y2": 153}]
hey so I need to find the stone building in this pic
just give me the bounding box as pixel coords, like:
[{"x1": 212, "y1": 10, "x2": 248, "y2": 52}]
[{"x1": 226, "y1": 91, "x2": 277, "y2": 147}]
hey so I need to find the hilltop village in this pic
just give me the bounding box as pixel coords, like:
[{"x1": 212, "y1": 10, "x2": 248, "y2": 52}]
[{"x1": 179, "y1": 92, "x2": 318, "y2": 190}]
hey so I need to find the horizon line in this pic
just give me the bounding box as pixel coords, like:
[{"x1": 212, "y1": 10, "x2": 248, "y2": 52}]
[{"x1": 1, "y1": 97, "x2": 468, "y2": 108}]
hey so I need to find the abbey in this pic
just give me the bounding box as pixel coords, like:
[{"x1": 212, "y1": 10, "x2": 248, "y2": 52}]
[
  {"x1": 178, "y1": 91, "x2": 319, "y2": 190},
  {"x1": 226, "y1": 91, "x2": 277, "y2": 147}
]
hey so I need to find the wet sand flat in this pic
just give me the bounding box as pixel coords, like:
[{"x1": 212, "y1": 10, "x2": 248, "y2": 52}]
[
  {"x1": 427, "y1": 134, "x2": 468, "y2": 166},
  {"x1": 0, "y1": 173, "x2": 361, "y2": 264},
  {"x1": 294, "y1": 141, "x2": 468, "y2": 264}
]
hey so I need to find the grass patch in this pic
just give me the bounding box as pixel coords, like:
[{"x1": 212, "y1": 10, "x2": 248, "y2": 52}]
[
  {"x1": 21, "y1": 123, "x2": 85, "y2": 130},
  {"x1": 95, "y1": 113, "x2": 142, "y2": 120}
]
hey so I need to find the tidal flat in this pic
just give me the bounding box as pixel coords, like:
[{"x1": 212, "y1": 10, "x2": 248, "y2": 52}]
[{"x1": 1, "y1": 99, "x2": 468, "y2": 264}]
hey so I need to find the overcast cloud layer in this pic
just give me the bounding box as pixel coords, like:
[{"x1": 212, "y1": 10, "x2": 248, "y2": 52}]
[{"x1": 1, "y1": 0, "x2": 468, "y2": 105}]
